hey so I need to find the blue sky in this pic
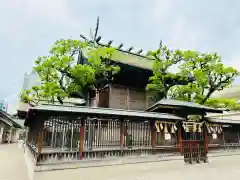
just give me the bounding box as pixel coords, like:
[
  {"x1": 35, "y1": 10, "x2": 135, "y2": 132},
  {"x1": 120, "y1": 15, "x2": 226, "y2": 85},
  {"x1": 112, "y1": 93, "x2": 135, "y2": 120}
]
[{"x1": 1, "y1": 0, "x2": 240, "y2": 113}]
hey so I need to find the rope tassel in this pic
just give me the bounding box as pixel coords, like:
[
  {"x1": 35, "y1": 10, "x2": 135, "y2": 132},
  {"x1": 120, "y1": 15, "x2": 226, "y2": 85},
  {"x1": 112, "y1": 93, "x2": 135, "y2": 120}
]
[
  {"x1": 174, "y1": 124, "x2": 177, "y2": 131},
  {"x1": 160, "y1": 122, "x2": 163, "y2": 130},
  {"x1": 171, "y1": 124, "x2": 175, "y2": 133},
  {"x1": 155, "y1": 122, "x2": 160, "y2": 133},
  {"x1": 198, "y1": 124, "x2": 202, "y2": 132},
  {"x1": 193, "y1": 124, "x2": 197, "y2": 132},
  {"x1": 164, "y1": 123, "x2": 168, "y2": 133}
]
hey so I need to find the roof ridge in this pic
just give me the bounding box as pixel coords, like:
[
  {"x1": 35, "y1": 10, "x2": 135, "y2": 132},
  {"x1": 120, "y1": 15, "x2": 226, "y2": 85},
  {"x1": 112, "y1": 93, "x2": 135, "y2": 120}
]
[{"x1": 97, "y1": 42, "x2": 154, "y2": 60}]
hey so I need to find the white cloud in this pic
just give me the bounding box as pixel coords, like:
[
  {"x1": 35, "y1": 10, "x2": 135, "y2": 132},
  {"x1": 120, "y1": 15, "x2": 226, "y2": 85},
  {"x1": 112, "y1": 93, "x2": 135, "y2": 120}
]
[
  {"x1": 0, "y1": 0, "x2": 82, "y2": 41},
  {"x1": 1, "y1": 0, "x2": 240, "y2": 111}
]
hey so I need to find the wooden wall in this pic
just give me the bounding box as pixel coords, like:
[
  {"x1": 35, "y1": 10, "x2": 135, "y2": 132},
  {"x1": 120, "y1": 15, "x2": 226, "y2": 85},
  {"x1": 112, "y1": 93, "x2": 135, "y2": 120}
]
[{"x1": 108, "y1": 85, "x2": 157, "y2": 110}]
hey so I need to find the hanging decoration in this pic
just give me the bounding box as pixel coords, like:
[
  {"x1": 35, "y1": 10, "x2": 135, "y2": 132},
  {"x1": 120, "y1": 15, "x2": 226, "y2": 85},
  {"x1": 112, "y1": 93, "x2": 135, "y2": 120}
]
[
  {"x1": 212, "y1": 133, "x2": 217, "y2": 139},
  {"x1": 160, "y1": 122, "x2": 163, "y2": 130},
  {"x1": 206, "y1": 123, "x2": 222, "y2": 134},
  {"x1": 171, "y1": 124, "x2": 177, "y2": 133},
  {"x1": 164, "y1": 123, "x2": 168, "y2": 133},
  {"x1": 155, "y1": 123, "x2": 160, "y2": 133},
  {"x1": 174, "y1": 124, "x2": 177, "y2": 131},
  {"x1": 218, "y1": 126, "x2": 223, "y2": 134},
  {"x1": 154, "y1": 121, "x2": 178, "y2": 133},
  {"x1": 192, "y1": 124, "x2": 197, "y2": 132},
  {"x1": 165, "y1": 133, "x2": 171, "y2": 140},
  {"x1": 198, "y1": 124, "x2": 202, "y2": 132},
  {"x1": 182, "y1": 122, "x2": 204, "y2": 133}
]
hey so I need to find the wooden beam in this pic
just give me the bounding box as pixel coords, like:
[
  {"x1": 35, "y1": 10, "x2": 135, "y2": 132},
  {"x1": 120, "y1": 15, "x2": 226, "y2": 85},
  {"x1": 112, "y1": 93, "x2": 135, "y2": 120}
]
[
  {"x1": 118, "y1": 43, "x2": 124, "y2": 49},
  {"x1": 127, "y1": 47, "x2": 133, "y2": 52},
  {"x1": 107, "y1": 40, "x2": 113, "y2": 47},
  {"x1": 137, "y1": 49, "x2": 143, "y2": 54},
  {"x1": 79, "y1": 118, "x2": 85, "y2": 160}
]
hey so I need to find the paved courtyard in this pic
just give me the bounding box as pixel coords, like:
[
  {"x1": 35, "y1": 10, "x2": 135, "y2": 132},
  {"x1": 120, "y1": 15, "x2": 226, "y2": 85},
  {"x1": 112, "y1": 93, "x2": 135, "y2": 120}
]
[
  {"x1": 37, "y1": 153, "x2": 240, "y2": 180},
  {"x1": 0, "y1": 144, "x2": 29, "y2": 180},
  {"x1": 2, "y1": 144, "x2": 240, "y2": 180}
]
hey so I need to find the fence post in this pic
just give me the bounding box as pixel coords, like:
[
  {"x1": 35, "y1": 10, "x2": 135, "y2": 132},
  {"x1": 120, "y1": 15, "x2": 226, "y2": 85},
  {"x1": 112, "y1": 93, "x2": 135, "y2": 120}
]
[
  {"x1": 120, "y1": 119, "x2": 124, "y2": 154},
  {"x1": 203, "y1": 125, "x2": 208, "y2": 153},
  {"x1": 151, "y1": 120, "x2": 156, "y2": 148},
  {"x1": 237, "y1": 132, "x2": 240, "y2": 148},
  {"x1": 36, "y1": 119, "x2": 44, "y2": 162},
  {"x1": 79, "y1": 118, "x2": 85, "y2": 160}
]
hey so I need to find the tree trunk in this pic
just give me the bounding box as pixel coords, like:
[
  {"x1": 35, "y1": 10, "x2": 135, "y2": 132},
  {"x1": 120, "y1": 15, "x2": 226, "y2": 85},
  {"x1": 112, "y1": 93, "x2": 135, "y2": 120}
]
[{"x1": 200, "y1": 89, "x2": 214, "y2": 105}]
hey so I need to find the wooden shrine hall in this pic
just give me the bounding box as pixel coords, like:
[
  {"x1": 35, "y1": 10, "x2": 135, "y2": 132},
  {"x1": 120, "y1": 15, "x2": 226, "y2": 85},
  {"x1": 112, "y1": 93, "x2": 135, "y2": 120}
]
[
  {"x1": 23, "y1": 98, "x2": 235, "y2": 166},
  {"x1": 22, "y1": 38, "x2": 240, "y2": 167}
]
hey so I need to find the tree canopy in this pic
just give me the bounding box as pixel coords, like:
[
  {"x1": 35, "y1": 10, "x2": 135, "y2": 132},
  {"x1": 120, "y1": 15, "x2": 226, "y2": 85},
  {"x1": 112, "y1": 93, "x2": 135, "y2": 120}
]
[
  {"x1": 147, "y1": 46, "x2": 240, "y2": 109},
  {"x1": 172, "y1": 51, "x2": 238, "y2": 103},
  {"x1": 21, "y1": 37, "x2": 240, "y2": 110},
  {"x1": 20, "y1": 39, "x2": 120, "y2": 105},
  {"x1": 146, "y1": 42, "x2": 194, "y2": 100},
  {"x1": 147, "y1": 45, "x2": 240, "y2": 110}
]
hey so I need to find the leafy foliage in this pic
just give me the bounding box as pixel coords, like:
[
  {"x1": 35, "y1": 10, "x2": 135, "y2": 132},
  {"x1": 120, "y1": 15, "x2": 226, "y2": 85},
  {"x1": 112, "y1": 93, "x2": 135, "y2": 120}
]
[
  {"x1": 20, "y1": 39, "x2": 120, "y2": 105},
  {"x1": 171, "y1": 51, "x2": 239, "y2": 105},
  {"x1": 146, "y1": 43, "x2": 194, "y2": 100},
  {"x1": 146, "y1": 43, "x2": 239, "y2": 110},
  {"x1": 205, "y1": 98, "x2": 240, "y2": 110}
]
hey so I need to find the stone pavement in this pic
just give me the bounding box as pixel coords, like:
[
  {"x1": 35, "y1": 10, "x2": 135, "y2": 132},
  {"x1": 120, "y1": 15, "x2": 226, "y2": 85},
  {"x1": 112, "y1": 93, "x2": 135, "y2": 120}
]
[
  {"x1": 2, "y1": 144, "x2": 240, "y2": 180},
  {"x1": 0, "y1": 144, "x2": 29, "y2": 180},
  {"x1": 36, "y1": 154, "x2": 240, "y2": 180}
]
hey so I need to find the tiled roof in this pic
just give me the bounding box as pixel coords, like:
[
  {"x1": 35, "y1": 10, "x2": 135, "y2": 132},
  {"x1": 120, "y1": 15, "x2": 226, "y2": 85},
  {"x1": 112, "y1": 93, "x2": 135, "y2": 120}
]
[
  {"x1": 25, "y1": 104, "x2": 184, "y2": 126},
  {"x1": 110, "y1": 51, "x2": 153, "y2": 70},
  {"x1": 82, "y1": 46, "x2": 154, "y2": 70},
  {"x1": 146, "y1": 99, "x2": 223, "y2": 113},
  {"x1": 208, "y1": 118, "x2": 240, "y2": 124},
  {"x1": 0, "y1": 110, "x2": 24, "y2": 128}
]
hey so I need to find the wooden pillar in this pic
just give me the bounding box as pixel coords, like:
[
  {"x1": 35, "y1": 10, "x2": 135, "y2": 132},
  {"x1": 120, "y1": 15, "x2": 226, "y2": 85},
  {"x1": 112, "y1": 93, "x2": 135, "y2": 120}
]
[
  {"x1": 177, "y1": 123, "x2": 182, "y2": 153},
  {"x1": 62, "y1": 125, "x2": 66, "y2": 149},
  {"x1": 203, "y1": 126, "x2": 208, "y2": 153},
  {"x1": 151, "y1": 120, "x2": 156, "y2": 148},
  {"x1": 237, "y1": 132, "x2": 240, "y2": 145},
  {"x1": 36, "y1": 121, "x2": 44, "y2": 159},
  {"x1": 8, "y1": 127, "x2": 13, "y2": 144},
  {"x1": 120, "y1": 119, "x2": 124, "y2": 151},
  {"x1": 79, "y1": 118, "x2": 85, "y2": 160},
  {"x1": 0, "y1": 126, "x2": 3, "y2": 144},
  {"x1": 222, "y1": 131, "x2": 225, "y2": 146}
]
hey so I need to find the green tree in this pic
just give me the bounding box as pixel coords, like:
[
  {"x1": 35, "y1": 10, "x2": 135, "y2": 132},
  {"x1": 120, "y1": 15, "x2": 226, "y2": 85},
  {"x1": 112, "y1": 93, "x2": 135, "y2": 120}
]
[
  {"x1": 20, "y1": 39, "x2": 120, "y2": 105},
  {"x1": 170, "y1": 51, "x2": 239, "y2": 108},
  {"x1": 146, "y1": 42, "x2": 194, "y2": 100},
  {"x1": 205, "y1": 98, "x2": 240, "y2": 110}
]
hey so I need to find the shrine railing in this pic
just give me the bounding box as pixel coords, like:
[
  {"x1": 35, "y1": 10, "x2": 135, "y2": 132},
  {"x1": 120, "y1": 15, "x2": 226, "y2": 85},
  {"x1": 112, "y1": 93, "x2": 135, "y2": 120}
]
[
  {"x1": 24, "y1": 106, "x2": 240, "y2": 166},
  {"x1": 26, "y1": 116, "x2": 180, "y2": 165}
]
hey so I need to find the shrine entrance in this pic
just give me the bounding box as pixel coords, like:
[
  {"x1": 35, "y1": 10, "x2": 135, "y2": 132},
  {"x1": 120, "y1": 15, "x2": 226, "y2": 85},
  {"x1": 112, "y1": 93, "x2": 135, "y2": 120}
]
[
  {"x1": 181, "y1": 121, "x2": 208, "y2": 164},
  {"x1": 145, "y1": 99, "x2": 224, "y2": 164}
]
